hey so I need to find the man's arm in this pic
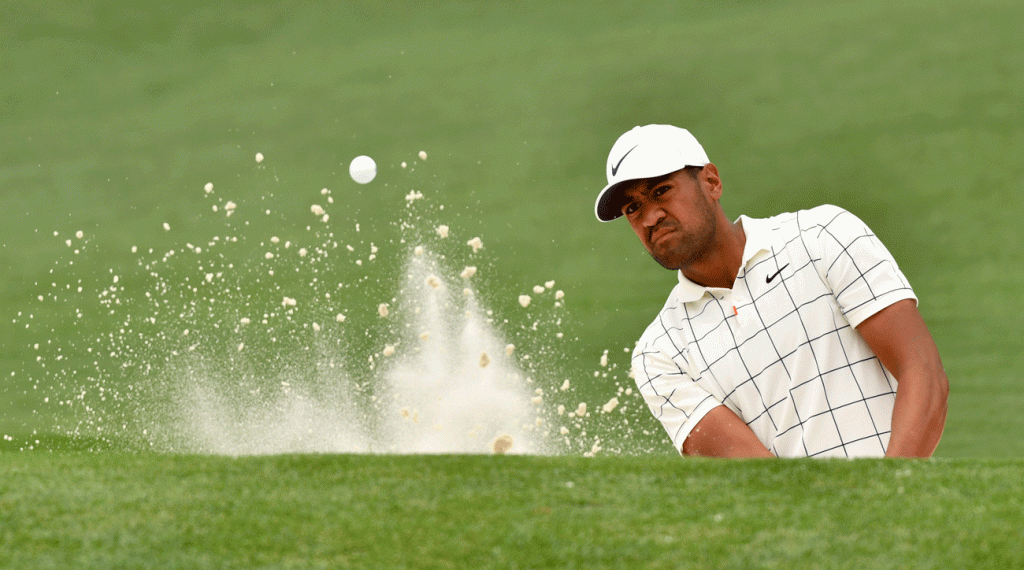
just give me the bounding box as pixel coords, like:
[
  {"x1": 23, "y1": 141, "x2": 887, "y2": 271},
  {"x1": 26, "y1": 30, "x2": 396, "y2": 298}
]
[
  {"x1": 682, "y1": 405, "x2": 775, "y2": 457},
  {"x1": 856, "y1": 299, "x2": 949, "y2": 457}
]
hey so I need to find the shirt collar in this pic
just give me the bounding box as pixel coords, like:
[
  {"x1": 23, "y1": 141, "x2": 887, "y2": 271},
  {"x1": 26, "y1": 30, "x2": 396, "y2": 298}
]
[{"x1": 674, "y1": 214, "x2": 780, "y2": 302}]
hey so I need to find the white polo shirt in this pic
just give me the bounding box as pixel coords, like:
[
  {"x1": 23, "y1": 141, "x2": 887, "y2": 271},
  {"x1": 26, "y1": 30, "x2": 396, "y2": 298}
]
[{"x1": 631, "y1": 205, "x2": 917, "y2": 458}]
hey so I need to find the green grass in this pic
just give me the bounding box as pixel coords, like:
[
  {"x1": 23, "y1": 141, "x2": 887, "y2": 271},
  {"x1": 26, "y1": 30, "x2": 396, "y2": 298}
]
[
  {"x1": 1, "y1": 0, "x2": 1023, "y2": 564},
  {"x1": 2, "y1": 453, "x2": 1022, "y2": 570}
]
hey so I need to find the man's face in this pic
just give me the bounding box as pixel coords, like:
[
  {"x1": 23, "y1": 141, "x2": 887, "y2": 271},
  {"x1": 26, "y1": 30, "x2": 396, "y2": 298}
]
[{"x1": 619, "y1": 167, "x2": 718, "y2": 270}]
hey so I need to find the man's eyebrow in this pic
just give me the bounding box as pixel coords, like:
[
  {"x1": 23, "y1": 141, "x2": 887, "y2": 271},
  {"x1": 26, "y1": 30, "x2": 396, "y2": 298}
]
[{"x1": 624, "y1": 174, "x2": 674, "y2": 199}]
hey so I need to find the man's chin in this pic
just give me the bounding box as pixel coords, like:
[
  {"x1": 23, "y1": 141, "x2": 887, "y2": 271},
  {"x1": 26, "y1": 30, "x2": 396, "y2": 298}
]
[
  {"x1": 649, "y1": 240, "x2": 708, "y2": 271},
  {"x1": 648, "y1": 250, "x2": 683, "y2": 271}
]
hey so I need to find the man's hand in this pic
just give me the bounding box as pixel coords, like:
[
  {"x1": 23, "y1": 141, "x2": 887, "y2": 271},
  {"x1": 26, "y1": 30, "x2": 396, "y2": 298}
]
[
  {"x1": 682, "y1": 405, "x2": 775, "y2": 457},
  {"x1": 856, "y1": 299, "x2": 949, "y2": 457}
]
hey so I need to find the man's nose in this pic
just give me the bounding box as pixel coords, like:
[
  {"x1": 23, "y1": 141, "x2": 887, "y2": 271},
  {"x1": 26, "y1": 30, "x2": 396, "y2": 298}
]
[{"x1": 642, "y1": 203, "x2": 666, "y2": 228}]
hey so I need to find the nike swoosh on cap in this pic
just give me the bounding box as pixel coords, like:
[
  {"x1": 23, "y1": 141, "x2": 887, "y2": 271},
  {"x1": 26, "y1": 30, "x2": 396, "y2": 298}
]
[{"x1": 610, "y1": 145, "x2": 638, "y2": 176}]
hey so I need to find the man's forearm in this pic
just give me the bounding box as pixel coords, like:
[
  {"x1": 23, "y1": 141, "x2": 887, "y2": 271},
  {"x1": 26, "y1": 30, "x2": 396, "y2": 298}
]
[
  {"x1": 683, "y1": 405, "x2": 776, "y2": 458},
  {"x1": 885, "y1": 339, "x2": 949, "y2": 457},
  {"x1": 855, "y1": 300, "x2": 950, "y2": 458}
]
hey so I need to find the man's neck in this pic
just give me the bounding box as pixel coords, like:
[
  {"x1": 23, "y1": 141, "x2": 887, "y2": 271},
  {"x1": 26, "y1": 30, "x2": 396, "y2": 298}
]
[{"x1": 680, "y1": 219, "x2": 746, "y2": 290}]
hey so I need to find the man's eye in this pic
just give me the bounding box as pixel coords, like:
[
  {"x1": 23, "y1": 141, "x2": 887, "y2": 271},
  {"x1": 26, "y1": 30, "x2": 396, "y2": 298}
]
[
  {"x1": 653, "y1": 185, "x2": 670, "y2": 197},
  {"x1": 624, "y1": 201, "x2": 639, "y2": 215}
]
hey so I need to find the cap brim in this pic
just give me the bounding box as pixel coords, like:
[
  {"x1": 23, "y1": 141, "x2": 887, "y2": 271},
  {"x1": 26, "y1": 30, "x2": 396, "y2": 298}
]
[{"x1": 594, "y1": 180, "x2": 631, "y2": 222}]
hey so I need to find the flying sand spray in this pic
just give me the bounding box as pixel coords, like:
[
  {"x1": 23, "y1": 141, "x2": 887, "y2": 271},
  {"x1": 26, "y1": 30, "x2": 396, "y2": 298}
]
[{"x1": 10, "y1": 151, "x2": 650, "y2": 455}]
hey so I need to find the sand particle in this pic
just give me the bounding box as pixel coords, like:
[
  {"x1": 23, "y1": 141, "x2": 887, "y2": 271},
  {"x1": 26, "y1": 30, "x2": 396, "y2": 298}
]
[{"x1": 491, "y1": 434, "x2": 513, "y2": 454}]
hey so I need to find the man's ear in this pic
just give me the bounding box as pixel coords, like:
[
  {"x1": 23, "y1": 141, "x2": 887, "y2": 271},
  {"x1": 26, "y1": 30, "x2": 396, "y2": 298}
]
[{"x1": 700, "y1": 163, "x2": 723, "y2": 200}]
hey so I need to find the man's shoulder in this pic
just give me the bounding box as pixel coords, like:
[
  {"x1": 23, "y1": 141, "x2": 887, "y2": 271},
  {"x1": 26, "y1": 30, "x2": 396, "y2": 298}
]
[
  {"x1": 758, "y1": 204, "x2": 850, "y2": 231},
  {"x1": 796, "y1": 204, "x2": 855, "y2": 228},
  {"x1": 753, "y1": 204, "x2": 864, "y2": 250}
]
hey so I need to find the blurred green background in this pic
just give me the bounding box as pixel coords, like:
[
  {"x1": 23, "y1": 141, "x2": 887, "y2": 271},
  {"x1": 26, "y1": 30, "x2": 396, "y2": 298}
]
[{"x1": 2, "y1": 0, "x2": 1021, "y2": 456}]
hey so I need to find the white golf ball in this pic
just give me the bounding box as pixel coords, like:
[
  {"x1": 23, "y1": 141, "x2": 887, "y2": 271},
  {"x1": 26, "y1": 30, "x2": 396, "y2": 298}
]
[{"x1": 349, "y1": 155, "x2": 377, "y2": 184}]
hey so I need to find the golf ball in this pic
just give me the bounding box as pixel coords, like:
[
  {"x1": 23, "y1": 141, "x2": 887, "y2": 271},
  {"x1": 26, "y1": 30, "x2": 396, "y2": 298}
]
[{"x1": 349, "y1": 155, "x2": 377, "y2": 184}]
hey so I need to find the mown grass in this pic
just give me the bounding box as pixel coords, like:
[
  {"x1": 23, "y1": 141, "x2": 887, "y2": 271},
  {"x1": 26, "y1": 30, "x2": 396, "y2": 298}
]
[
  {"x1": 2, "y1": 5, "x2": 1023, "y2": 567},
  {"x1": 2, "y1": 1, "x2": 1021, "y2": 566},
  {"x1": 2, "y1": 453, "x2": 1021, "y2": 569}
]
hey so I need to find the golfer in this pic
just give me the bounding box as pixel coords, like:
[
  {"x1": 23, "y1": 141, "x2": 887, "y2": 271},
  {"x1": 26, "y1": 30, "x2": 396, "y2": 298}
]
[{"x1": 596, "y1": 124, "x2": 948, "y2": 458}]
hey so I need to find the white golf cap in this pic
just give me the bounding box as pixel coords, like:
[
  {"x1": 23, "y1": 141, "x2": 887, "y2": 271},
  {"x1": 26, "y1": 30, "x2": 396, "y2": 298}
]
[{"x1": 594, "y1": 124, "x2": 710, "y2": 222}]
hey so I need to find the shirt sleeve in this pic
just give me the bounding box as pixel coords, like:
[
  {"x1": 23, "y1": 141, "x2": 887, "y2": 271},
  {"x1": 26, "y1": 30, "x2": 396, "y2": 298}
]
[
  {"x1": 631, "y1": 317, "x2": 722, "y2": 455},
  {"x1": 806, "y1": 205, "x2": 918, "y2": 327}
]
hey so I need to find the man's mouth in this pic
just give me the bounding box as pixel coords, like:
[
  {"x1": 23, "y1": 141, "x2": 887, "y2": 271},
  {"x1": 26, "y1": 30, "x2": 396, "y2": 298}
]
[{"x1": 648, "y1": 223, "x2": 677, "y2": 246}]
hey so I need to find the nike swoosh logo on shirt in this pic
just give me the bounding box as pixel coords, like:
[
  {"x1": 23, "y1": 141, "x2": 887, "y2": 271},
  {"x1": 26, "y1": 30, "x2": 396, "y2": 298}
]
[
  {"x1": 610, "y1": 145, "x2": 638, "y2": 176},
  {"x1": 766, "y1": 264, "x2": 789, "y2": 284}
]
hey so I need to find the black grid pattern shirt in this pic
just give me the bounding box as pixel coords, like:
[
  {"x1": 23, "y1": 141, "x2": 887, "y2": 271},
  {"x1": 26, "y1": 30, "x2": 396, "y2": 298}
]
[{"x1": 631, "y1": 205, "x2": 917, "y2": 458}]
